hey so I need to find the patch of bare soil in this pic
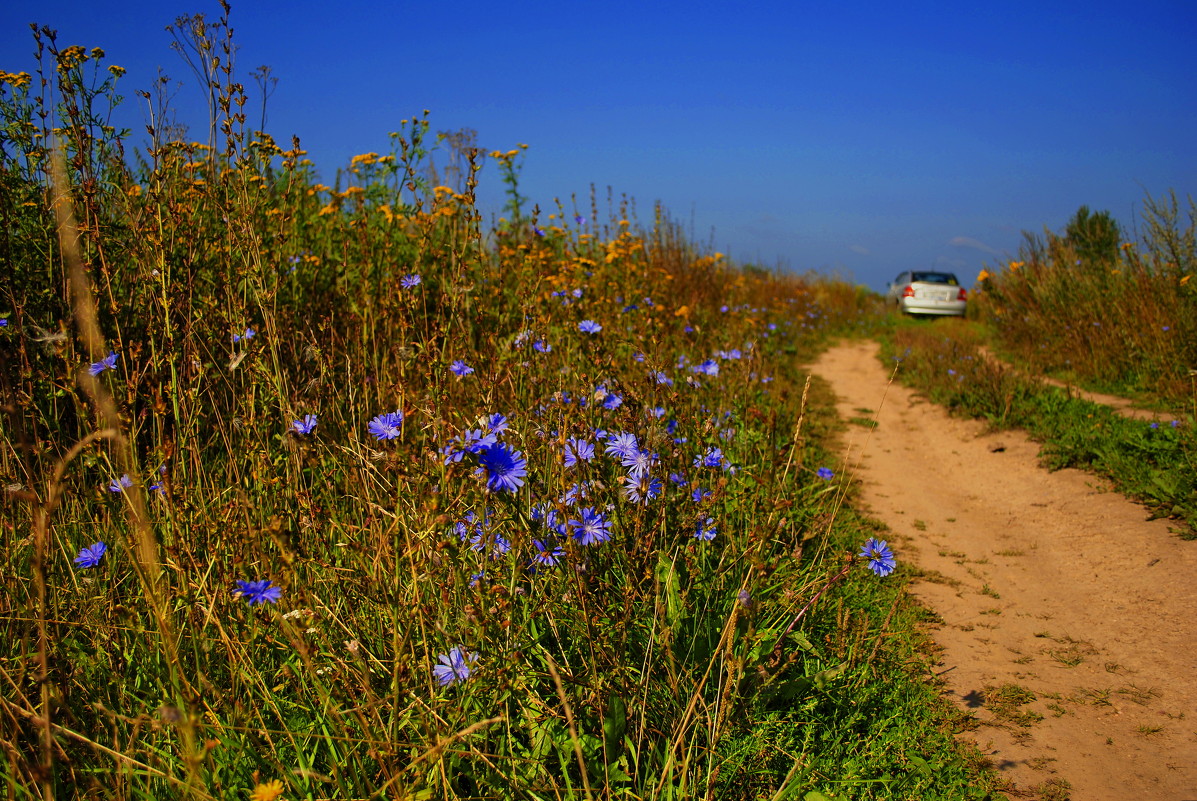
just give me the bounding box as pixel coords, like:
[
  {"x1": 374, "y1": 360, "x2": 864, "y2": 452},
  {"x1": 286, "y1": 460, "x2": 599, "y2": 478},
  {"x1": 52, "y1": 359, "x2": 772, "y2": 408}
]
[{"x1": 810, "y1": 340, "x2": 1197, "y2": 800}]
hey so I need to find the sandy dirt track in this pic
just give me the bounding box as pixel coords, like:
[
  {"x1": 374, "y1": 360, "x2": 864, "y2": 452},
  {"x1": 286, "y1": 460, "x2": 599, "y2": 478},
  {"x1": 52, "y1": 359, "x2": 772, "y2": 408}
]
[{"x1": 810, "y1": 340, "x2": 1196, "y2": 800}]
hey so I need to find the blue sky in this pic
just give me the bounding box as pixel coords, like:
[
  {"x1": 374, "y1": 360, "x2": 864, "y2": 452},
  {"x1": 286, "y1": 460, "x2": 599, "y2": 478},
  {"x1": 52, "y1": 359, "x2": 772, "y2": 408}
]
[{"x1": 3, "y1": 1, "x2": 1194, "y2": 290}]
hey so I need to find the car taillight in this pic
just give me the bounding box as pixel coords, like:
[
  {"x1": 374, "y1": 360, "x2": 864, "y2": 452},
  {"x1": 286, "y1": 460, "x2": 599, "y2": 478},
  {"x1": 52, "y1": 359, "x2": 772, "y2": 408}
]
[
  {"x1": 957, "y1": 287, "x2": 967, "y2": 301},
  {"x1": 901, "y1": 285, "x2": 915, "y2": 298}
]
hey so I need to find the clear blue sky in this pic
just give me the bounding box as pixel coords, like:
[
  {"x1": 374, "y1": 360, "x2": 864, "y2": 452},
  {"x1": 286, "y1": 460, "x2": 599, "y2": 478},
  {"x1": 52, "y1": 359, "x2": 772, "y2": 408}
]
[{"x1": 3, "y1": 1, "x2": 1194, "y2": 290}]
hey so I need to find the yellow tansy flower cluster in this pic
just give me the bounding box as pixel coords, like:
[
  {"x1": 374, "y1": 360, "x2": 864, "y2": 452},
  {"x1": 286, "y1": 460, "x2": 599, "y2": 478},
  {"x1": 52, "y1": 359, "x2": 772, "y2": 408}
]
[{"x1": 0, "y1": 71, "x2": 32, "y2": 89}]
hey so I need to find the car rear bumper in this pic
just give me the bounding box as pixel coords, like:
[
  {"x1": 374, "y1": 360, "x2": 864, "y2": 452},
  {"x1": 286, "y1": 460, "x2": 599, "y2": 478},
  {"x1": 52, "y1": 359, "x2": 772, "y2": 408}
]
[{"x1": 899, "y1": 298, "x2": 967, "y2": 316}]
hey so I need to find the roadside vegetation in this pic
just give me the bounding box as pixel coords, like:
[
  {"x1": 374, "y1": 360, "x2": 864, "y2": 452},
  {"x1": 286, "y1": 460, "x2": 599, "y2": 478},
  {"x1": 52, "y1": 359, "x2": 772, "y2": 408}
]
[
  {"x1": 879, "y1": 200, "x2": 1196, "y2": 532},
  {"x1": 975, "y1": 202, "x2": 1196, "y2": 408},
  {"x1": 0, "y1": 14, "x2": 1006, "y2": 801}
]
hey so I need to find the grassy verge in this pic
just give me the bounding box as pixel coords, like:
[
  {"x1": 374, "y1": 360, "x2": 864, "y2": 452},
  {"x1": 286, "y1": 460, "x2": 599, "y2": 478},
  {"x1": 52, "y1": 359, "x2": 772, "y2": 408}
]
[
  {"x1": 713, "y1": 373, "x2": 1010, "y2": 801},
  {"x1": 879, "y1": 318, "x2": 1197, "y2": 532}
]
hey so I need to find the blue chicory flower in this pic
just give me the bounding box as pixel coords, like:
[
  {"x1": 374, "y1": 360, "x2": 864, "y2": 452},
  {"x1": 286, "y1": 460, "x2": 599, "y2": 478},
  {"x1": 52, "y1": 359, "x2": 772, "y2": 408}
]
[
  {"x1": 368, "y1": 410, "x2": 404, "y2": 441},
  {"x1": 561, "y1": 482, "x2": 591, "y2": 506},
  {"x1": 477, "y1": 443, "x2": 528, "y2": 493},
  {"x1": 623, "y1": 474, "x2": 663, "y2": 504},
  {"x1": 450, "y1": 360, "x2": 474, "y2": 377},
  {"x1": 234, "y1": 579, "x2": 282, "y2": 604},
  {"x1": 433, "y1": 646, "x2": 477, "y2": 687},
  {"x1": 694, "y1": 447, "x2": 726, "y2": 469},
  {"x1": 532, "y1": 539, "x2": 565, "y2": 567},
  {"x1": 604, "y1": 432, "x2": 639, "y2": 461},
  {"x1": 570, "y1": 507, "x2": 612, "y2": 546},
  {"x1": 443, "y1": 428, "x2": 497, "y2": 464},
  {"x1": 621, "y1": 448, "x2": 657, "y2": 478},
  {"x1": 694, "y1": 518, "x2": 717, "y2": 541},
  {"x1": 401, "y1": 273, "x2": 422, "y2": 289},
  {"x1": 292, "y1": 414, "x2": 318, "y2": 434},
  {"x1": 108, "y1": 474, "x2": 132, "y2": 493},
  {"x1": 563, "y1": 438, "x2": 594, "y2": 468},
  {"x1": 859, "y1": 538, "x2": 896, "y2": 577},
  {"x1": 817, "y1": 467, "x2": 834, "y2": 481},
  {"x1": 579, "y1": 320, "x2": 602, "y2": 334},
  {"x1": 89, "y1": 351, "x2": 119, "y2": 376},
  {"x1": 73, "y1": 542, "x2": 107, "y2": 568}
]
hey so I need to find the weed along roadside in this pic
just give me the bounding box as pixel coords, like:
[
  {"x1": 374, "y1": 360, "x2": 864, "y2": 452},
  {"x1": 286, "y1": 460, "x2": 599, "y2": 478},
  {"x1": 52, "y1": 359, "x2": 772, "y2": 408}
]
[
  {"x1": 1, "y1": 24, "x2": 998, "y2": 801},
  {"x1": 812, "y1": 340, "x2": 1197, "y2": 800}
]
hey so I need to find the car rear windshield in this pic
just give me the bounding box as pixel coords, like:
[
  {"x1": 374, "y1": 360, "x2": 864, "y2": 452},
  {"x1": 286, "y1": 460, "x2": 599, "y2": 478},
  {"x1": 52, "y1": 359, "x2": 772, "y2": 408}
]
[{"x1": 911, "y1": 272, "x2": 959, "y2": 286}]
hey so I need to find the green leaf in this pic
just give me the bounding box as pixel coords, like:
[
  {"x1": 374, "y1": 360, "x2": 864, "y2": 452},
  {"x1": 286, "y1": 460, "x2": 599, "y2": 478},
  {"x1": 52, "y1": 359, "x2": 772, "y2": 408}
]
[
  {"x1": 813, "y1": 661, "x2": 848, "y2": 690},
  {"x1": 656, "y1": 550, "x2": 684, "y2": 628},
  {"x1": 603, "y1": 694, "x2": 627, "y2": 755}
]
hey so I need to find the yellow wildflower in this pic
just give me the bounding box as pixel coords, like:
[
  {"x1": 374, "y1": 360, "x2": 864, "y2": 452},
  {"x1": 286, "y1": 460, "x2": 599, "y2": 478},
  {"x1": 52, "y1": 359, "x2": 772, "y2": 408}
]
[
  {"x1": 59, "y1": 45, "x2": 87, "y2": 67},
  {"x1": 108, "y1": 65, "x2": 126, "y2": 78},
  {"x1": 0, "y1": 71, "x2": 32, "y2": 89},
  {"x1": 250, "y1": 779, "x2": 285, "y2": 801},
  {"x1": 1008, "y1": 260, "x2": 1023, "y2": 271},
  {"x1": 1181, "y1": 274, "x2": 1192, "y2": 286},
  {"x1": 977, "y1": 269, "x2": 992, "y2": 282}
]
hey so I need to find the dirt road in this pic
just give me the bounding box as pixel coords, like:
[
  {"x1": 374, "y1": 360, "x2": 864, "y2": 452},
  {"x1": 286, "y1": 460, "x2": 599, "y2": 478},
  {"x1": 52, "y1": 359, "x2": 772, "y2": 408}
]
[{"x1": 810, "y1": 340, "x2": 1197, "y2": 800}]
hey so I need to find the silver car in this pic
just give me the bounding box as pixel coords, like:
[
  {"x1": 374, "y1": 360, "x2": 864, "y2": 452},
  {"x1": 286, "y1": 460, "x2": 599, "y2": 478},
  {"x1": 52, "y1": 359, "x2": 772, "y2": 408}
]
[{"x1": 886, "y1": 270, "x2": 967, "y2": 316}]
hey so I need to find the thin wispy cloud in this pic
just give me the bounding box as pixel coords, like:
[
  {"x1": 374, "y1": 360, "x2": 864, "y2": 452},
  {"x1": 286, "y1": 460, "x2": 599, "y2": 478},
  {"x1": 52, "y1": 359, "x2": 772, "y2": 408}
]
[
  {"x1": 948, "y1": 236, "x2": 1000, "y2": 255},
  {"x1": 848, "y1": 244, "x2": 870, "y2": 256}
]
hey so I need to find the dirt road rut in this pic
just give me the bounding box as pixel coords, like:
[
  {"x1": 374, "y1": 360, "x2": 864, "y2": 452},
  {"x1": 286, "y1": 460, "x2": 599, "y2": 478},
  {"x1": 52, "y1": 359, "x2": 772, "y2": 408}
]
[{"x1": 810, "y1": 340, "x2": 1196, "y2": 799}]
